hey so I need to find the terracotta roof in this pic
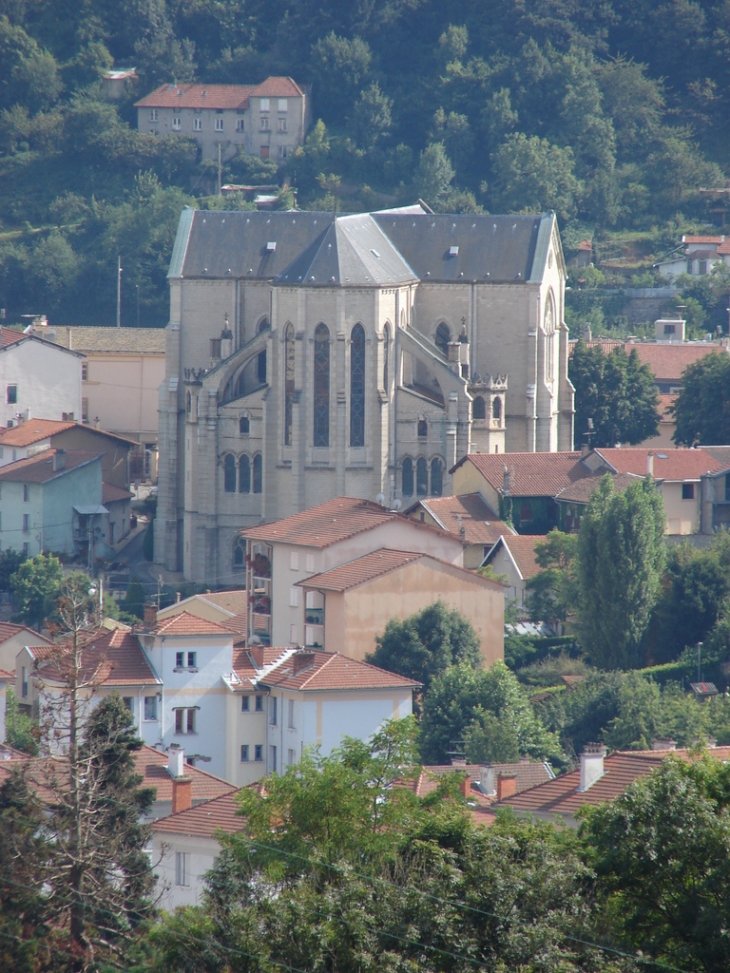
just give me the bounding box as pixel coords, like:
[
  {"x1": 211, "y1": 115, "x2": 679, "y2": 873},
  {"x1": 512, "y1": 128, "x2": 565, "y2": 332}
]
[
  {"x1": 657, "y1": 392, "x2": 676, "y2": 420},
  {"x1": 406, "y1": 493, "x2": 515, "y2": 545},
  {"x1": 499, "y1": 746, "x2": 730, "y2": 817},
  {"x1": 152, "y1": 611, "x2": 234, "y2": 636},
  {"x1": 0, "y1": 449, "x2": 101, "y2": 483},
  {"x1": 577, "y1": 239, "x2": 593, "y2": 251},
  {"x1": 0, "y1": 667, "x2": 12, "y2": 679},
  {"x1": 0, "y1": 621, "x2": 48, "y2": 645},
  {"x1": 454, "y1": 452, "x2": 591, "y2": 497},
  {"x1": 198, "y1": 590, "x2": 248, "y2": 614},
  {"x1": 0, "y1": 419, "x2": 75, "y2": 446},
  {"x1": 34, "y1": 325, "x2": 166, "y2": 354},
  {"x1": 554, "y1": 472, "x2": 636, "y2": 504},
  {"x1": 152, "y1": 789, "x2": 245, "y2": 837},
  {"x1": 410, "y1": 760, "x2": 553, "y2": 801},
  {"x1": 133, "y1": 746, "x2": 236, "y2": 804},
  {"x1": 717, "y1": 239, "x2": 730, "y2": 255},
  {"x1": 135, "y1": 77, "x2": 302, "y2": 109},
  {"x1": 260, "y1": 649, "x2": 421, "y2": 692},
  {"x1": 243, "y1": 496, "x2": 406, "y2": 548},
  {"x1": 702, "y1": 446, "x2": 730, "y2": 467},
  {"x1": 102, "y1": 482, "x2": 134, "y2": 504},
  {"x1": 0, "y1": 327, "x2": 25, "y2": 347},
  {"x1": 627, "y1": 343, "x2": 726, "y2": 382},
  {"x1": 486, "y1": 534, "x2": 544, "y2": 580},
  {"x1": 594, "y1": 447, "x2": 728, "y2": 481},
  {"x1": 683, "y1": 235, "x2": 724, "y2": 244},
  {"x1": 299, "y1": 549, "x2": 425, "y2": 592},
  {"x1": 36, "y1": 628, "x2": 159, "y2": 686}
]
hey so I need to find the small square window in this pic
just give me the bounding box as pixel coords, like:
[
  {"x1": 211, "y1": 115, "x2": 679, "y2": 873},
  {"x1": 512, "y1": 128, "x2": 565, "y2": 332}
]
[
  {"x1": 682, "y1": 483, "x2": 695, "y2": 500},
  {"x1": 254, "y1": 744, "x2": 263, "y2": 761},
  {"x1": 149, "y1": 109, "x2": 158, "y2": 121},
  {"x1": 260, "y1": 98, "x2": 270, "y2": 112},
  {"x1": 278, "y1": 99, "x2": 288, "y2": 113},
  {"x1": 241, "y1": 695, "x2": 250, "y2": 711},
  {"x1": 240, "y1": 744, "x2": 249, "y2": 761},
  {"x1": 255, "y1": 694, "x2": 264, "y2": 712},
  {"x1": 187, "y1": 651, "x2": 197, "y2": 668},
  {"x1": 7, "y1": 385, "x2": 17, "y2": 404},
  {"x1": 176, "y1": 651, "x2": 184, "y2": 668}
]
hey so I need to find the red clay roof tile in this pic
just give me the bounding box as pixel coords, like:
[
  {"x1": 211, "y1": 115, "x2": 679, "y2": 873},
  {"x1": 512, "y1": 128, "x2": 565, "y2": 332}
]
[
  {"x1": 456, "y1": 452, "x2": 592, "y2": 497},
  {"x1": 261, "y1": 649, "x2": 421, "y2": 692},
  {"x1": 135, "y1": 77, "x2": 302, "y2": 110},
  {"x1": 153, "y1": 612, "x2": 235, "y2": 636},
  {"x1": 487, "y1": 535, "x2": 544, "y2": 579},
  {"x1": 594, "y1": 447, "x2": 727, "y2": 480},
  {"x1": 243, "y1": 496, "x2": 404, "y2": 548},
  {"x1": 36, "y1": 628, "x2": 159, "y2": 686},
  {"x1": 407, "y1": 493, "x2": 515, "y2": 545},
  {"x1": 0, "y1": 449, "x2": 101, "y2": 483},
  {"x1": 152, "y1": 789, "x2": 245, "y2": 837}
]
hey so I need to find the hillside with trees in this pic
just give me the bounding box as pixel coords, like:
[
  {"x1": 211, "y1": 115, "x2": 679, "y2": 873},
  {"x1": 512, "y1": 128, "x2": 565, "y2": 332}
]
[{"x1": 1, "y1": 0, "x2": 730, "y2": 326}]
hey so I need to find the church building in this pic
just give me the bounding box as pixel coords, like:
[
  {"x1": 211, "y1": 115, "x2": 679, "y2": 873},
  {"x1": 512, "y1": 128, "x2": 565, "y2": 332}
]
[{"x1": 155, "y1": 204, "x2": 573, "y2": 584}]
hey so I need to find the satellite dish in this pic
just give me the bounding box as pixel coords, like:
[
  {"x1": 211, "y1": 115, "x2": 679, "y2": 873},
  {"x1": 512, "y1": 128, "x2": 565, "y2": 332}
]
[
  {"x1": 375, "y1": 493, "x2": 385, "y2": 506},
  {"x1": 391, "y1": 499, "x2": 402, "y2": 511}
]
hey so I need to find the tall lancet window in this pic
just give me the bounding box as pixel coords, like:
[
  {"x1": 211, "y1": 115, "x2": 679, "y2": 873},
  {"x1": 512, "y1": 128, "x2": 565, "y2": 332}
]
[
  {"x1": 350, "y1": 324, "x2": 366, "y2": 447},
  {"x1": 284, "y1": 323, "x2": 295, "y2": 446},
  {"x1": 382, "y1": 324, "x2": 390, "y2": 391},
  {"x1": 313, "y1": 323, "x2": 330, "y2": 447}
]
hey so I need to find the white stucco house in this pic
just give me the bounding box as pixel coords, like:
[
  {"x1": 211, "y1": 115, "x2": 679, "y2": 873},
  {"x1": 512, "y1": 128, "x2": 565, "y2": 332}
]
[
  {"x1": 0, "y1": 328, "x2": 83, "y2": 427},
  {"x1": 656, "y1": 234, "x2": 730, "y2": 280}
]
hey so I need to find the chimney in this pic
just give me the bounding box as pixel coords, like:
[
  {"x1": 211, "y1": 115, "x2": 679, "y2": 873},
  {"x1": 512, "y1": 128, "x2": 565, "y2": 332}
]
[
  {"x1": 176, "y1": 591, "x2": 182, "y2": 603},
  {"x1": 497, "y1": 775, "x2": 517, "y2": 800},
  {"x1": 579, "y1": 743, "x2": 606, "y2": 792},
  {"x1": 172, "y1": 776, "x2": 192, "y2": 814},
  {"x1": 647, "y1": 452, "x2": 654, "y2": 477},
  {"x1": 52, "y1": 449, "x2": 65, "y2": 471},
  {"x1": 502, "y1": 464, "x2": 512, "y2": 496},
  {"x1": 292, "y1": 650, "x2": 316, "y2": 674},
  {"x1": 460, "y1": 774, "x2": 471, "y2": 799},
  {"x1": 168, "y1": 745, "x2": 185, "y2": 778},
  {"x1": 651, "y1": 738, "x2": 677, "y2": 751},
  {"x1": 93, "y1": 416, "x2": 100, "y2": 429},
  {"x1": 480, "y1": 765, "x2": 496, "y2": 796},
  {"x1": 249, "y1": 645, "x2": 265, "y2": 668},
  {"x1": 143, "y1": 603, "x2": 158, "y2": 628},
  {"x1": 450, "y1": 756, "x2": 467, "y2": 768}
]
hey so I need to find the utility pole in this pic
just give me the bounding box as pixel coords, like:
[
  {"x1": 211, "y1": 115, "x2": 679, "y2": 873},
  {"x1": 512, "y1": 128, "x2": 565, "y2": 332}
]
[
  {"x1": 136, "y1": 284, "x2": 140, "y2": 328},
  {"x1": 116, "y1": 256, "x2": 122, "y2": 328},
  {"x1": 217, "y1": 143, "x2": 222, "y2": 196}
]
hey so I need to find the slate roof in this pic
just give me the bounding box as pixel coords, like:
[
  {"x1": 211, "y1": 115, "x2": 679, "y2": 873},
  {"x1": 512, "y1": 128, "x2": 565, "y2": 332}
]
[
  {"x1": 0, "y1": 449, "x2": 101, "y2": 484},
  {"x1": 36, "y1": 627, "x2": 159, "y2": 687},
  {"x1": 243, "y1": 496, "x2": 403, "y2": 548},
  {"x1": 594, "y1": 447, "x2": 728, "y2": 481},
  {"x1": 298, "y1": 549, "x2": 425, "y2": 592},
  {"x1": 152, "y1": 789, "x2": 246, "y2": 837},
  {"x1": 486, "y1": 535, "x2": 543, "y2": 580},
  {"x1": 405, "y1": 493, "x2": 515, "y2": 545},
  {"x1": 259, "y1": 649, "x2": 421, "y2": 692},
  {"x1": 35, "y1": 326, "x2": 166, "y2": 354},
  {"x1": 136, "y1": 77, "x2": 303, "y2": 109},
  {"x1": 170, "y1": 209, "x2": 555, "y2": 286},
  {"x1": 454, "y1": 452, "x2": 591, "y2": 497}
]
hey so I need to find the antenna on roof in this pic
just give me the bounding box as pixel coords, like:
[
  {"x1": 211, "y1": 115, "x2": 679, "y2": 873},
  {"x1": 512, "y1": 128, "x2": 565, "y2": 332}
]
[{"x1": 375, "y1": 493, "x2": 385, "y2": 506}]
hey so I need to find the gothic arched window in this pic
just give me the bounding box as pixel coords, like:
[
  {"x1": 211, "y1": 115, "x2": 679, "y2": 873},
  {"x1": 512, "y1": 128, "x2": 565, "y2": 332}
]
[
  {"x1": 492, "y1": 396, "x2": 502, "y2": 422},
  {"x1": 224, "y1": 454, "x2": 236, "y2": 492},
  {"x1": 472, "y1": 396, "x2": 486, "y2": 420},
  {"x1": 233, "y1": 536, "x2": 246, "y2": 568},
  {"x1": 350, "y1": 324, "x2": 365, "y2": 447},
  {"x1": 402, "y1": 458, "x2": 413, "y2": 496},
  {"x1": 239, "y1": 416, "x2": 250, "y2": 435},
  {"x1": 313, "y1": 323, "x2": 330, "y2": 447},
  {"x1": 435, "y1": 322, "x2": 450, "y2": 356},
  {"x1": 284, "y1": 323, "x2": 295, "y2": 446},
  {"x1": 382, "y1": 324, "x2": 390, "y2": 391},
  {"x1": 238, "y1": 454, "x2": 251, "y2": 493},
  {"x1": 252, "y1": 454, "x2": 262, "y2": 493},
  {"x1": 257, "y1": 318, "x2": 269, "y2": 384},
  {"x1": 416, "y1": 457, "x2": 428, "y2": 495},
  {"x1": 431, "y1": 458, "x2": 443, "y2": 496}
]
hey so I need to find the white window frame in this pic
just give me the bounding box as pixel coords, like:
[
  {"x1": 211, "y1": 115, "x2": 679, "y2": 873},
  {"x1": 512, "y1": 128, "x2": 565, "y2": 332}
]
[
  {"x1": 215, "y1": 117, "x2": 224, "y2": 132},
  {"x1": 172, "y1": 116, "x2": 181, "y2": 130},
  {"x1": 175, "y1": 852, "x2": 190, "y2": 887},
  {"x1": 193, "y1": 118, "x2": 202, "y2": 131}
]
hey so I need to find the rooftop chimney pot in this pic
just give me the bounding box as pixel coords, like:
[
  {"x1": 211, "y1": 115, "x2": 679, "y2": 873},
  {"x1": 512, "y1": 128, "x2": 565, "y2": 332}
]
[
  {"x1": 143, "y1": 603, "x2": 158, "y2": 628},
  {"x1": 579, "y1": 743, "x2": 606, "y2": 792},
  {"x1": 168, "y1": 745, "x2": 185, "y2": 779},
  {"x1": 497, "y1": 774, "x2": 517, "y2": 800},
  {"x1": 171, "y1": 776, "x2": 192, "y2": 814}
]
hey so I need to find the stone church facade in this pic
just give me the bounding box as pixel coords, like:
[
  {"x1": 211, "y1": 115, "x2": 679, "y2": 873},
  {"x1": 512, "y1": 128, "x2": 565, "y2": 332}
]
[{"x1": 155, "y1": 205, "x2": 573, "y2": 584}]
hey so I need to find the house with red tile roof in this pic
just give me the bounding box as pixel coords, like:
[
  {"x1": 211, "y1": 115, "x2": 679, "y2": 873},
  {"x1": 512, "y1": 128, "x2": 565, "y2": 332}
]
[
  {"x1": 241, "y1": 496, "x2": 468, "y2": 650},
  {"x1": 0, "y1": 327, "x2": 83, "y2": 428},
  {"x1": 404, "y1": 493, "x2": 516, "y2": 568},
  {"x1": 156, "y1": 588, "x2": 248, "y2": 636},
  {"x1": 481, "y1": 535, "x2": 545, "y2": 608},
  {"x1": 495, "y1": 742, "x2": 730, "y2": 826},
  {"x1": 296, "y1": 548, "x2": 504, "y2": 665},
  {"x1": 656, "y1": 234, "x2": 730, "y2": 280},
  {"x1": 135, "y1": 77, "x2": 311, "y2": 162},
  {"x1": 0, "y1": 621, "x2": 50, "y2": 678}
]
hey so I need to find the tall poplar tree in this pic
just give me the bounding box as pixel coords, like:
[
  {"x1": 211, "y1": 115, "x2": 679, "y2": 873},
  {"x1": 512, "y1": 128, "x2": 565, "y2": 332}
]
[{"x1": 577, "y1": 475, "x2": 665, "y2": 669}]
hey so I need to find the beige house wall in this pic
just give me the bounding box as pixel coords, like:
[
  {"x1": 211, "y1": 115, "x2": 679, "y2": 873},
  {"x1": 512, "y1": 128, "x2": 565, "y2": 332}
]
[
  {"x1": 312, "y1": 558, "x2": 504, "y2": 665},
  {"x1": 82, "y1": 353, "x2": 165, "y2": 446},
  {"x1": 662, "y1": 481, "x2": 700, "y2": 534},
  {"x1": 2, "y1": 632, "x2": 50, "y2": 679},
  {"x1": 452, "y1": 463, "x2": 501, "y2": 512},
  {"x1": 157, "y1": 596, "x2": 236, "y2": 625}
]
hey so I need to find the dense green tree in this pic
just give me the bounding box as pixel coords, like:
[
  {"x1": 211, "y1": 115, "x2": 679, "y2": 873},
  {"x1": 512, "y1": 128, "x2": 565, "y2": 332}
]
[
  {"x1": 411, "y1": 141, "x2": 455, "y2": 204},
  {"x1": 10, "y1": 553, "x2": 63, "y2": 629},
  {"x1": 352, "y1": 82, "x2": 392, "y2": 147},
  {"x1": 570, "y1": 340, "x2": 660, "y2": 448},
  {"x1": 535, "y1": 669, "x2": 625, "y2": 758},
  {"x1": 309, "y1": 32, "x2": 373, "y2": 121},
  {"x1": 419, "y1": 661, "x2": 560, "y2": 764},
  {"x1": 366, "y1": 601, "x2": 481, "y2": 693},
  {"x1": 585, "y1": 754, "x2": 730, "y2": 972},
  {"x1": 4, "y1": 686, "x2": 37, "y2": 754},
  {"x1": 525, "y1": 529, "x2": 579, "y2": 626},
  {"x1": 577, "y1": 476, "x2": 666, "y2": 670},
  {"x1": 0, "y1": 547, "x2": 25, "y2": 591},
  {"x1": 672, "y1": 351, "x2": 730, "y2": 445},
  {"x1": 490, "y1": 133, "x2": 582, "y2": 221}
]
